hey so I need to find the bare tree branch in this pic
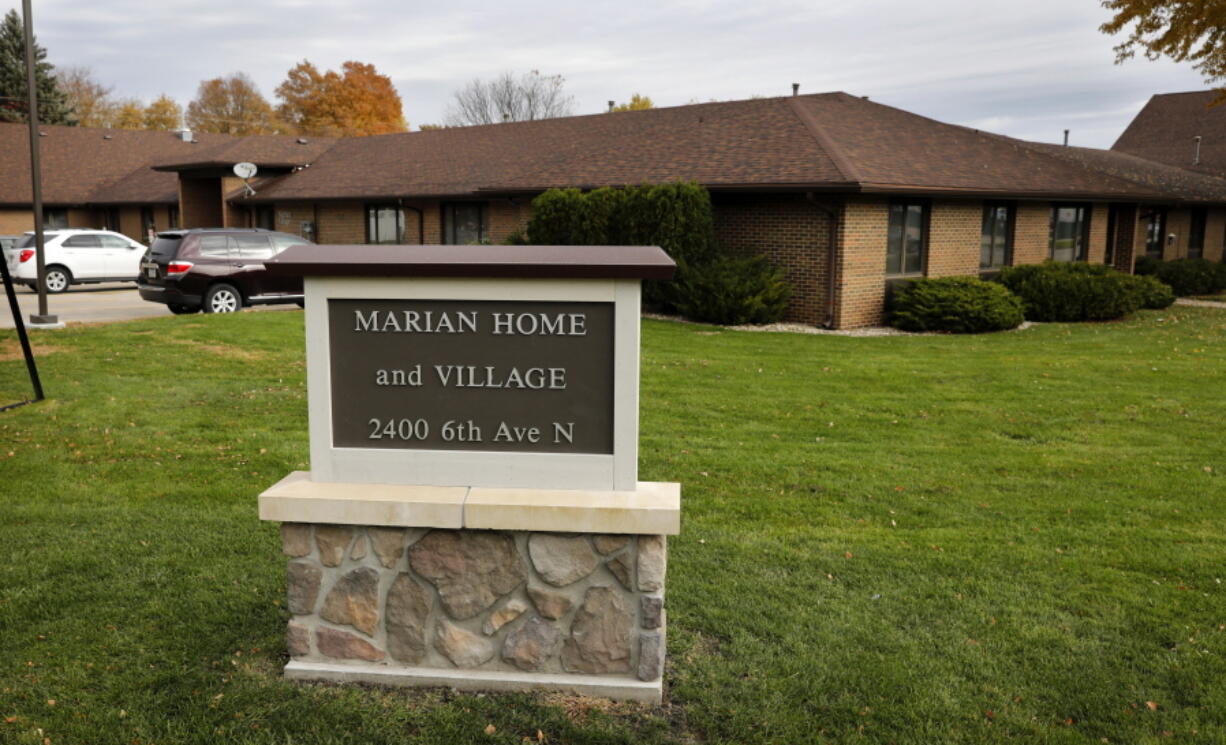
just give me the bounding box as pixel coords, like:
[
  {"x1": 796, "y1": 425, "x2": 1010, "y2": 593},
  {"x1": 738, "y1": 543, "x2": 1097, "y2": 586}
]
[{"x1": 445, "y1": 70, "x2": 574, "y2": 126}]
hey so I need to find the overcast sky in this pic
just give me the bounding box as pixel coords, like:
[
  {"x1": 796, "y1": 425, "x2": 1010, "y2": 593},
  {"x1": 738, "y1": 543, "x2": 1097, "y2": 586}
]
[{"x1": 28, "y1": 0, "x2": 1207, "y2": 147}]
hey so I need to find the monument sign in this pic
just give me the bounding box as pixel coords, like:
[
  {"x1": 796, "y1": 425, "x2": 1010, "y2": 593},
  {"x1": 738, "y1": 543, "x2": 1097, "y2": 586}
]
[{"x1": 258, "y1": 244, "x2": 680, "y2": 702}]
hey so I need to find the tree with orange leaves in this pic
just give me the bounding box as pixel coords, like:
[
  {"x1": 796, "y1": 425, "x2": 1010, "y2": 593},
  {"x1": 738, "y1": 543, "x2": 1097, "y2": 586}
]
[
  {"x1": 276, "y1": 60, "x2": 406, "y2": 137},
  {"x1": 1101, "y1": 1, "x2": 1226, "y2": 100}
]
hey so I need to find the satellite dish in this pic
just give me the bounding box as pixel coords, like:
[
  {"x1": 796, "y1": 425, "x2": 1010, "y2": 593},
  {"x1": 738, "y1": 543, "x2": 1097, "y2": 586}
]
[{"x1": 233, "y1": 162, "x2": 258, "y2": 179}]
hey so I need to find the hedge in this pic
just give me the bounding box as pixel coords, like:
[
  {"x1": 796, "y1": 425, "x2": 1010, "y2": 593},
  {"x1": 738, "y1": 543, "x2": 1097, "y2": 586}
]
[
  {"x1": 889, "y1": 276, "x2": 1023, "y2": 333},
  {"x1": 996, "y1": 262, "x2": 1140, "y2": 322}
]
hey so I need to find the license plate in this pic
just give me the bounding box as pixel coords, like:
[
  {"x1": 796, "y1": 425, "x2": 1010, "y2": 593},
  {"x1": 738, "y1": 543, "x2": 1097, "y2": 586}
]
[{"x1": 146, "y1": 267, "x2": 157, "y2": 278}]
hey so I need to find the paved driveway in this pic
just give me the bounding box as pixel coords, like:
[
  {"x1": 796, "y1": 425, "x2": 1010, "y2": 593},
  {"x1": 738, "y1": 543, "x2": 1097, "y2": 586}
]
[{"x1": 0, "y1": 282, "x2": 297, "y2": 329}]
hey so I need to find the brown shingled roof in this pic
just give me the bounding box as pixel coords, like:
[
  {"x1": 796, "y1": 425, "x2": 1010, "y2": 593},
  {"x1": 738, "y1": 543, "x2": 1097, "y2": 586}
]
[
  {"x1": 251, "y1": 92, "x2": 1176, "y2": 203},
  {"x1": 150, "y1": 134, "x2": 336, "y2": 171},
  {"x1": 1112, "y1": 90, "x2": 1226, "y2": 178},
  {"x1": 0, "y1": 124, "x2": 231, "y2": 206},
  {"x1": 1018, "y1": 140, "x2": 1226, "y2": 203}
]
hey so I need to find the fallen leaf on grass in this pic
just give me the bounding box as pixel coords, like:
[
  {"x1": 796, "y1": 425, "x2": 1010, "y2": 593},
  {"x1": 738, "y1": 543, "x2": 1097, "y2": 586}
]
[
  {"x1": 485, "y1": 724, "x2": 496, "y2": 735},
  {"x1": 1146, "y1": 701, "x2": 1159, "y2": 711}
]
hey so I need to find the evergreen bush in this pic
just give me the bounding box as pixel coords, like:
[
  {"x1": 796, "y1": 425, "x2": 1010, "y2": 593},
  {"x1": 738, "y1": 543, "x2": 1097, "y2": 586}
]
[
  {"x1": 1120, "y1": 274, "x2": 1176, "y2": 309},
  {"x1": 1133, "y1": 255, "x2": 1161, "y2": 276},
  {"x1": 674, "y1": 254, "x2": 791, "y2": 325},
  {"x1": 997, "y1": 262, "x2": 1140, "y2": 322},
  {"x1": 1152, "y1": 258, "x2": 1226, "y2": 296},
  {"x1": 889, "y1": 276, "x2": 1023, "y2": 333}
]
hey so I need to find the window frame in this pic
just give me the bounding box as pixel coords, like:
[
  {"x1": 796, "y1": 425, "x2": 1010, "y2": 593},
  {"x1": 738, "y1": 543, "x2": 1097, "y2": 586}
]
[
  {"x1": 979, "y1": 201, "x2": 1015, "y2": 272},
  {"x1": 365, "y1": 203, "x2": 404, "y2": 245},
  {"x1": 1048, "y1": 203, "x2": 1091, "y2": 262},
  {"x1": 885, "y1": 200, "x2": 929, "y2": 277},
  {"x1": 43, "y1": 208, "x2": 69, "y2": 229},
  {"x1": 442, "y1": 202, "x2": 489, "y2": 246},
  {"x1": 168, "y1": 205, "x2": 180, "y2": 229}
]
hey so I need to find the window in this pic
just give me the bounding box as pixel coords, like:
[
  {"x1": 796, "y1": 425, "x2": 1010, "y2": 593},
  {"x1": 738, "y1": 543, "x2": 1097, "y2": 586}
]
[
  {"x1": 443, "y1": 202, "x2": 488, "y2": 245},
  {"x1": 197, "y1": 235, "x2": 233, "y2": 258},
  {"x1": 104, "y1": 208, "x2": 120, "y2": 233},
  {"x1": 62, "y1": 234, "x2": 101, "y2": 248},
  {"x1": 233, "y1": 234, "x2": 273, "y2": 260},
  {"x1": 43, "y1": 208, "x2": 68, "y2": 229},
  {"x1": 366, "y1": 204, "x2": 404, "y2": 244},
  {"x1": 980, "y1": 203, "x2": 1013, "y2": 271},
  {"x1": 1049, "y1": 204, "x2": 1089, "y2": 262},
  {"x1": 1142, "y1": 208, "x2": 1166, "y2": 259},
  {"x1": 886, "y1": 202, "x2": 926, "y2": 275},
  {"x1": 99, "y1": 235, "x2": 132, "y2": 248},
  {"x1": 141, "y1": 207, "x2": 156, "y2": 239},
  {"x1": 168, "y1": 205, "x2": 180, "y2": 229},
  {"x1": 1188, "y1": 207, "x2": 1206, "y2": 259}
]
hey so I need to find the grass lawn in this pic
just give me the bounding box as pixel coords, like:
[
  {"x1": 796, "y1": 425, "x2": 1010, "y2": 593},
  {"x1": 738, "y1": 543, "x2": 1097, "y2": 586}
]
[{"x1": 1, "y1": 306, "x2": 1224, "y2": 744}]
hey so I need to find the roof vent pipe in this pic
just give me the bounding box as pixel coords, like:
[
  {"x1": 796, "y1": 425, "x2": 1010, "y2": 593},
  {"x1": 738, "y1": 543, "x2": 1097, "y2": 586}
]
[
  {"x1": 792, "y1": 83, "x2": 799, "y2": 96},
  {"x1": 1194, "y1": 135, "x2": 1202, "y2": 165},
  {"x1": 608, "y1": 100, "x2": 615, "y2": 112},
  {"x1": 1063, "y1": 129, "x2": 1069, "y2": 146}
]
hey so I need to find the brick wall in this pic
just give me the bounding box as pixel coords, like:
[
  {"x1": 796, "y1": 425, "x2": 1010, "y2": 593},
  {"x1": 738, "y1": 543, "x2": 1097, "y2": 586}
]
[
  {"x1": 713, "y1": 194, "x2": 833, "y2": 325},
  {"x1": 488, "y1": 199, "x2": 532, "y2": 243},
  {"x1": 180, "y1": 177, "x2": 222, "y2": 228},
  {"x1": 834, "y1": 198, "x2": 890, "y2": 328},
  {"x1": 927, "y1": 201, "x2": 981, "y2": 277},
  {"x1": 0, "y1": 209, "x2": 32, "y2": 233},
  {"x1": 275, "y1": 205, "x2": 317, "y2": 239},
  {"x1": 1012, "y1": 203, "x2": 1050, "y2": 265},
  {"x1": 317, "y1": 202, "x2": 366, "y2": 244},
  {"x1": 1086, "y1": 203, "x2": 1108, "y2": 263}
]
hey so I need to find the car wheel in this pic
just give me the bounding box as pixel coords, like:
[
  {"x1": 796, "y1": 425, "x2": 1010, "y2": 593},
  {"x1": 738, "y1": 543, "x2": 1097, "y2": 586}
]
[
  {"x1": 43, "y1": 266, "x2": 71, "y2": 294},
  {"x1": 203, "y1": 283, "x2": 242, "y2": 313},
  {"x1": 168, "y1": 303, "x2": 200, "y2": 315}
]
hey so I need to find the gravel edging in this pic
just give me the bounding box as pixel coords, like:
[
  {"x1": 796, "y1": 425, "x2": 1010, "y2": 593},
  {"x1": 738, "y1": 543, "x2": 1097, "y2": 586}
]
[{"x1": 1175, "y1": 298, "x2": 1226, "y2": 309}]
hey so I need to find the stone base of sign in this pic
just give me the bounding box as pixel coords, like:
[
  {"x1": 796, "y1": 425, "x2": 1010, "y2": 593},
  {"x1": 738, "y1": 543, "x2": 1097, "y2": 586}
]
[
  {"x1": 260, "y1": 472, "x2": 680, "y2": 535},
  {"x1": 283, "y1": 661, "x2": 664, "y2": 703},
  {"x1": 277, "y1": 522, "x2": 669, "y2": 703}
]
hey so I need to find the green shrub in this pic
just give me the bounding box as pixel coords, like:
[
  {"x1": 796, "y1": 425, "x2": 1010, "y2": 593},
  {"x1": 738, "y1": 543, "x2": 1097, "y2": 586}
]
[
  {"x1": 997, "y1": 262, "x2": 1140, "y2": 322},
  {"x1": 674, "y1": 254, "x2": 791, "y2": 325},
  {"x1": 501, "y1": 228, "x2": 528, "y2": 245},
  {"x1": 525, "y1": 182, "x2": 718, "y2": 311},
  {"x1": 1152, "y1": 258, "x2": 1226, "y2": 296},
  {"x1": 1133, "y1": 255, "x2": 1161, "y2": 276},
  {"x1": 889, "y1": 276, "x2": 1023, "y2": 333},
  {"x1": 1121, "y1": 274, "x2": 1176, "y2": 309}
]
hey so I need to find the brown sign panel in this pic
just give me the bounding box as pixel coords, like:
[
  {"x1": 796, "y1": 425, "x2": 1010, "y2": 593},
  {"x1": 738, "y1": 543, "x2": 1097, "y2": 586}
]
[{"x1": 328, "y1": 299, "x2": 614, "y2": 454}]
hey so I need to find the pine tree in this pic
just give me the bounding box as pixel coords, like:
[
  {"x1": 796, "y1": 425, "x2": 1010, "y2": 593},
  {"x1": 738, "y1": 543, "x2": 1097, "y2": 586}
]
[{"x1": 0, "y1": 9, "x2": 73, "y2": 124}]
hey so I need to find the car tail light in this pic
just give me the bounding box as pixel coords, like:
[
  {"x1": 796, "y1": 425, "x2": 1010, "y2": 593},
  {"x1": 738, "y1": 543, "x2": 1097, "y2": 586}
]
[
  {"x1": 166, "y1": 261, "x2": 193, "y2": 278},
  {"x1": 18, "y1": 249, "x2": 34, "y2": 263}
]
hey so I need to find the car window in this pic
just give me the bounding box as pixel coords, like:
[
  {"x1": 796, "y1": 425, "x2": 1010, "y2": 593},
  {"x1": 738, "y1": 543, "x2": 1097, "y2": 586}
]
[
  {"x1": 233, "y1": 234, "x2": 274, "y2": 260},
  {"x1": 150, "y1": 236, "x2": 183, "y2": 259},
  {"x1": 271, "y1": 234, "x2": 309, "y2": 254},
  {"x1": 16, "y1": 235, "x2": 36, "y2": 249},
  {"x1": 62, "y1": 235, "x2": 102, "y2": 248},
  {"x1": 99, "y1": 235, "x2": 133, "y2": 248},
  {"x1": 198, "y1": 235, "x2": 234, "y2": 258}
]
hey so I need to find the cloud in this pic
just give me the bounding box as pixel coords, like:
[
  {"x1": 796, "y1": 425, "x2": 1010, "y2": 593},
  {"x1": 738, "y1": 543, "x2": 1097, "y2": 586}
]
[{"x1": 32, "y1": 0, "x2": 1208, "y2": 145}]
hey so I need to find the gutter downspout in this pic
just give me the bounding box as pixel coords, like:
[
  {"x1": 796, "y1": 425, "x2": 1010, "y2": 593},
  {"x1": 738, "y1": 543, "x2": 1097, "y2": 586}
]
[{"x1": 806, "y1": 193, "x2": 841, "y2": 329}]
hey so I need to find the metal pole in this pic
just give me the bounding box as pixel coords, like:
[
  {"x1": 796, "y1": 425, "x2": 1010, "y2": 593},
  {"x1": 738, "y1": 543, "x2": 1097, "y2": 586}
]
[
  {"x1": 22, "y1": 0, "x2": 55, "y2": 325},
  {"x1": 0, "y1": 248, "x2": 44, "y2": 409}
]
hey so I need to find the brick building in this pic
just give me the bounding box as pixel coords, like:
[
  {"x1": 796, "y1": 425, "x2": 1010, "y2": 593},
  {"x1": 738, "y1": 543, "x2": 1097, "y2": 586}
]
[{"x1": 3, "y1": 91, "x2": 1225, "y2": 328}]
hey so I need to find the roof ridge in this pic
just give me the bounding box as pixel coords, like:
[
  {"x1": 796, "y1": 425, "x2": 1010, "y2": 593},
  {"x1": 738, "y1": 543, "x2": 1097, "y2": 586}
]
[
  {"x1": 988, "y1": 133, "x2": 1181, "y2": 198},
  {"x1": 785, "y1": 95, "x2": 861, "y2": 184}
]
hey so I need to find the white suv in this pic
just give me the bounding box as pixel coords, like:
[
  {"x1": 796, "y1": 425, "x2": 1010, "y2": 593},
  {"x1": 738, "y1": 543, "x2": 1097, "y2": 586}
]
[{"x1": 4, "y1": 229, "x2": 148, "y2": 293}]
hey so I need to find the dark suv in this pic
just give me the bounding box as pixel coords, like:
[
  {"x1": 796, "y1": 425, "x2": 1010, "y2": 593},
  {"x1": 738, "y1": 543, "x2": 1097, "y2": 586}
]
[{"x1": 137, "y1": 228, "x2": 310, "y2": 314}]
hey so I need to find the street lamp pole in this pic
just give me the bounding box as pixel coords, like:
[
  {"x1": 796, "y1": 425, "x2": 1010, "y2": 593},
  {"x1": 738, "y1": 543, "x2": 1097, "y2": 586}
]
[{"x1": 22, "y1": 0, "x2": 56, "y2": 326}]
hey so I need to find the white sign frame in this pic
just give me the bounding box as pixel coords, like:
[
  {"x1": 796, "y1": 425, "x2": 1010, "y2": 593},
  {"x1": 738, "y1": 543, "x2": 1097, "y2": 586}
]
[{"x1": 304, "y1": 276, "x2": 640, "y2": 491}]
